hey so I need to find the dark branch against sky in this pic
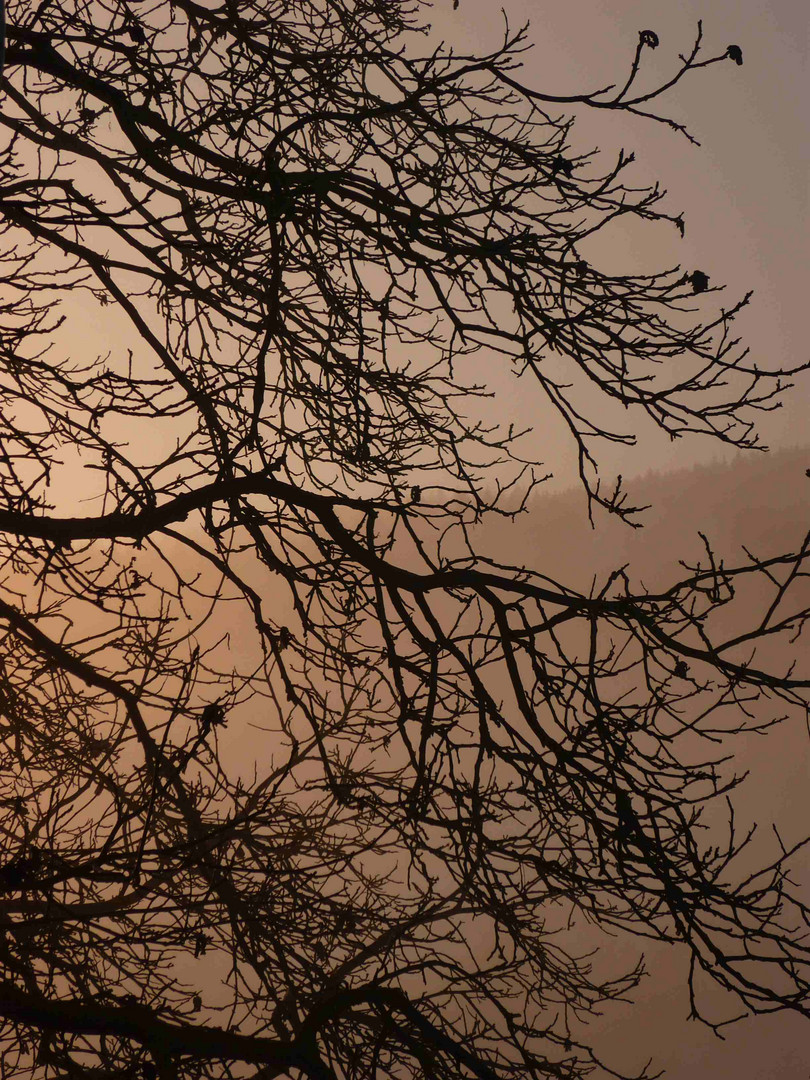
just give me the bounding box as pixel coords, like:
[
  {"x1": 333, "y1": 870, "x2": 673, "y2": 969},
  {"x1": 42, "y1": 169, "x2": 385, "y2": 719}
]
[{"x1": 0, "y1": 1, "x2": 807, "y2": 1077}]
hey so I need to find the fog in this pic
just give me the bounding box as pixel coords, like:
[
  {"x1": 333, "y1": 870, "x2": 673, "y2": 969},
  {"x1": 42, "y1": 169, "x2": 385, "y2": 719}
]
[{"x1": 478, "y1": 444, "x2": 810, "y2": 1077}]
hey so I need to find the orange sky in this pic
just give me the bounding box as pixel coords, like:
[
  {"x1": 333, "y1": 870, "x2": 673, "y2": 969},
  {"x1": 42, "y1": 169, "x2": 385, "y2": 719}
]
[
  {"x1": 2, "y1": 4, "x2": 806, "y2": 1073},
  {"x1": 39, "y1": 0, "x2": 808, "y2": 506}
]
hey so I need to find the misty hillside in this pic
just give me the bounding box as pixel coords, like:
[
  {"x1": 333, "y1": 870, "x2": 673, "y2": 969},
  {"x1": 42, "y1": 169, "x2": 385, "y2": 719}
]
[
  {"x1": 486, "y1": 445, "x2": 810, "y2": 592},
  {"x1": 479, "y1": 446, "x2": 810, "y2": 1080}
]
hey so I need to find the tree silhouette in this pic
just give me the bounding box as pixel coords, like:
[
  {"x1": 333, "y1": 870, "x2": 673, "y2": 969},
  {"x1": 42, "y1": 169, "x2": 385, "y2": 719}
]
[{"x1": 0, "y1": 1, "x2": 807, "y2": 1078}]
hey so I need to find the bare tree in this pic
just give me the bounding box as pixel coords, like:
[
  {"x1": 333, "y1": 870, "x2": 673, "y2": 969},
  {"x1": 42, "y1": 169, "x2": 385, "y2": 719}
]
[{"x1": 0, "y1": 1, "x2": 807, "y2": 1077}]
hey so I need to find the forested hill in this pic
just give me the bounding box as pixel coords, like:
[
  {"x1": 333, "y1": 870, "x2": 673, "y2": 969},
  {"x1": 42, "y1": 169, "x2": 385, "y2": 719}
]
[
  {"x1": 483, "y1": 445, "x2": 810, "y2": 1080},
  {"x1": 489, "y1": 444, "x2": 810, "y2": 592}
]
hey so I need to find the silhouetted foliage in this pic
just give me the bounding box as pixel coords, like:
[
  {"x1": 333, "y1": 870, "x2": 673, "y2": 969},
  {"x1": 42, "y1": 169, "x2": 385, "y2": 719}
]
[
  {"x1": 0, "y1": 1, "x2": 807, "y2": 1078},
  {"x1": 726, "y1": 44, "x2": 743, "y2": 66}
]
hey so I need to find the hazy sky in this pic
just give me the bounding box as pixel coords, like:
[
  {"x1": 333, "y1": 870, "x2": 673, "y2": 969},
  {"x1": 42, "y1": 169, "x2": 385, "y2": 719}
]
[
  {"x1": 487, "y1": 448, "x2": 810, "y2": 1078},
  {"x1": 50, "y1": 0, "x2": 808, "y2": 502},
  {"x1": 442, "y1": 5, "x2": 810, "y2": 1074},
  {"x1": 7, "y1": 5, "x2": 805, "y2": 1074},
  {"x1": 426, "y1": 0, "x2": 809, "y2": 485}
]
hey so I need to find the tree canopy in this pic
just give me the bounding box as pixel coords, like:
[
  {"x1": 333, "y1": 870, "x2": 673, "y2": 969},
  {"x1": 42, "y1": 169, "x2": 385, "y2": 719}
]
[{"x1": 0, "y1": 1, "x2": 807, "y2": 1078}]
